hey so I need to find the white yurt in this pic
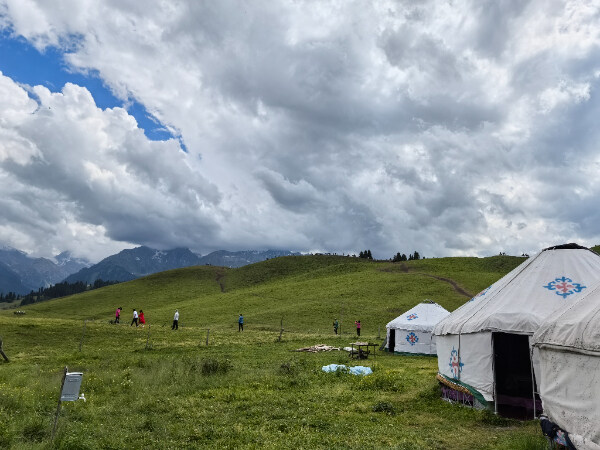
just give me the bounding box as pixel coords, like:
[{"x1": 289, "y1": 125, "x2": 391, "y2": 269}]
[
  {"x1": 532, "y1": 284, "x2": 600, "y2": 450},
  {"x1": 385, "y1": 301, "x2": 450, "y2": 355},
  {"x1": 432, "y1": 244, "x2": 600, "y2": 418}
]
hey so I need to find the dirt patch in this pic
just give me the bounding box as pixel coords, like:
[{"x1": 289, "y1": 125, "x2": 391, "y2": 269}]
[
  {"x1": 417, "y1": 273, "x2": 473, "y2": 298},
  {"x1": 379, "y1": 265, "x2": 472, "y2": 298},
  {"x1": 215, "y1": 270, "x2": 226, "y2": 292}
]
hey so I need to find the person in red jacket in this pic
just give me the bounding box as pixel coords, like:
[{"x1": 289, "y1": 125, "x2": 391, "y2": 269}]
[{"x1": 139, "y1": 310, "x2": 146, "y2": 328}]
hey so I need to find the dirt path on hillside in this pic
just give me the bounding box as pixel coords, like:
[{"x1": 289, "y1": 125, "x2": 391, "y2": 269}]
[
  {"x1": 385, "y1": 263, "x2": 473, "y2": 298},
  {"x1": 215, "y1": 270, "x2": 226, "y2": 292},
  {"x1": 417, "y1": 273, "x2": 473, "y2": 298}
]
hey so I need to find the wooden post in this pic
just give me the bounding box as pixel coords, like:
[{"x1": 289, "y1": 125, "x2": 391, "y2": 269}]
[
  {"x1": 277, "y1": 317, "x2": 284, "y2": 342},
  {"x1": 205, "y1": 329, "x2": 210, "y2": 346},
  {"x1": 145, "y1": 325, "x2": 151, "y2": 350},
  {"x1": 51, "y1": 366, "x2": 68, "y2": 440},
  {"x1": 278, "y1": 318, "x2": 284, "y2": 342},
  {"x1": 0, "y1": 337, "x2": 9, "y2": 362},
  {"x1": 530, "y1": 346, "x2": 537, "y2": 419},
  {"x1": 78, "y1": 320, "x2": 87, "y2": 352}
]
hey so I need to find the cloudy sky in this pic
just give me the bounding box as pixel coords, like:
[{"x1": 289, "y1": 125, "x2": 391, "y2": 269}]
[{"x1": 1, "y1": 0, "x2": 599, "y2": 262}]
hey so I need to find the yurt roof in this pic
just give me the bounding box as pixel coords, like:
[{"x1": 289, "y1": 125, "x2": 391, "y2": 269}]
[
  {"x1": 533, "y1": 281, "x2": 600, "y2": 354},
  {"x1": 433, "y1": 245, "x2": 600, "y2": 336},
  {"x1": 386, "y1": 301, "x2": 450, "y2": 333}
]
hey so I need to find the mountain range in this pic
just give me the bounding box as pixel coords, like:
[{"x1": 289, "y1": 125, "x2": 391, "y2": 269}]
[
  {"x1": 64, "y1": 247, "x2": 301, "y2": 285},
  {"x1": 1, "y1": 246, "x2": 299, "y2": 295},
  {"x1": 0, "y1": 247, "x2": 90, "y2": 295}
]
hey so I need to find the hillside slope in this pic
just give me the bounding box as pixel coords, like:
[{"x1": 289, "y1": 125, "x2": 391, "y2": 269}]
[{"x1": 10, "y1": 255, "x2": 524, "y2": 333}]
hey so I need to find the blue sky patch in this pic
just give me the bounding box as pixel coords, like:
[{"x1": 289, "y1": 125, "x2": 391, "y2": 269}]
[{"x1": 0, "y1": 31, "x2": 176, "y2": 142}]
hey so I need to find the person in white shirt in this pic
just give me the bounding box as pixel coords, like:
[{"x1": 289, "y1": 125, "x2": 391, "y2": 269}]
[
  {"x1": 131, "y1": 309, "x2": 139, "y2": 327},
  {"x1": 172, "y1": 309, "x2": 179, "y2": 330}
]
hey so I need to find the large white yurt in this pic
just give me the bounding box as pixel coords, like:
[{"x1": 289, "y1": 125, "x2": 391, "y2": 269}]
[
  {"x1": 432, "y1": 244, "x2": 600, "y2": 418},
  {"x1": 532, "y1": 284, "x2": 600, "y2": 450},
  {"x1": 385, "y1": 301, "x2": 450, "y2": 355}
]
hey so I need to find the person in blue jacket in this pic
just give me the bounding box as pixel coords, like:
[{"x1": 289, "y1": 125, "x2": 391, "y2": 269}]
[{"x1": 238, "y1": 314, "x2": 244, "y2": 332}]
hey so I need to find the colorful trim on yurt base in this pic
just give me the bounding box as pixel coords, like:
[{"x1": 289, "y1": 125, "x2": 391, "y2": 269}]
[
  {"x1": 436, "y1": 373, "x2": 488, "y2": 407},
  {"x1": 393, "y1": 351, "x2": 436, "y2": 357}
]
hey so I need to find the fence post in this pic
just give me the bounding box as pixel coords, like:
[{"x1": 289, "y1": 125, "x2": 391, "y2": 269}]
[
  {"x1": 0, "y1": 337, "x2": 9, "y2": 362},
  {"x1": 206, "y1": 329, "x2": 210, "y2": 346},
  {"x1": 278, "y1": 318, "x2": 284, "y2": 342},
  {"x1": 78, "y1": 320, "x2": 87, "y2": 351},
  {"x1": 51, "y1": 366, "x2": 68, "y2": 440}
]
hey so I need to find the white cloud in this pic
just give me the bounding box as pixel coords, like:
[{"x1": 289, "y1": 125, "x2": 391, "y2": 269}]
[
  {"x1": 1, "y1": 0, "x2": 600, "y2": 260},
  {"x1": 0, "y1": 73, "x2": 221, "y2": 260}
]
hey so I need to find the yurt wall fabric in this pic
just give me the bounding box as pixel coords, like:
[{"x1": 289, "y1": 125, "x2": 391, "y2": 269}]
[
  {"x1": 433, "y1": 246, "x2": 600, "y2": 405},
  {"x1": 386, "y1": 302, "x2": 450, "y2": 355},
  {"x1": 536, "y1": 348, "x2": 600, "y2": 450},
  {"x1": 389, "y1": 330, "x2": 435, "y2": 354},
  {"x1": 436, "y1": 333, "x2": 494, "y2": 401},
  {"x1": 532, "y1": 282, "x2": 600, "y2": 449}
]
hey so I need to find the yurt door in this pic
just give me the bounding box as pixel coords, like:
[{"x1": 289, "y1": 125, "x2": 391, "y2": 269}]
[
  {"x1": 388, "y1": 329, "x2": 396, "y2": 353},
  {"x1": 492, "y1": 332, "x2": 536, "y2": 419}
]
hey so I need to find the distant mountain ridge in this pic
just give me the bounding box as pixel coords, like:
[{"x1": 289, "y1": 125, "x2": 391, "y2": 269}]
[
  {"x1": 64, "y1": 247, "x2": 201, "y2": 284},
  {"x1": 64, "y1": 247, "x2": 300, "y2": 285},
  {"x1": 199, "y1": 249, "x2": 301, "y2": 268},
  {"x1": 0, "y1": 247, "x2": 90, "y2": 295}
]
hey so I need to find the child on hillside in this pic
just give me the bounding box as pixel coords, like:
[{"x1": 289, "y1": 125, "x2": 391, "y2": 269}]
[
  {"x1": 139, "y1": 310, "x2": 146, "y2": 328},
  {"x1": 355, "y1": 320, "x2": 361, "y2": 337},
  {"x1": 333, "y1": 318, "x2": 339, "y2": 335},
  {"x1": 115, "y1": 307, "x2": 121, "y2": 324},
  {"x1": 131, "y1": 309, "x2": 139, "y2": 327},
  {"x1": 238, "y1": 314, "x2": 244, "y2": 332}
]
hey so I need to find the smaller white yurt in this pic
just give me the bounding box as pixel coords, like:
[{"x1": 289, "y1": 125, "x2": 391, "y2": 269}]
[
  {"x1": 386, "y1": 301, "x2": 450, "y2": 355},
  {"x1": 532, "y1": 284, "x2": 600, "y2": 450}
]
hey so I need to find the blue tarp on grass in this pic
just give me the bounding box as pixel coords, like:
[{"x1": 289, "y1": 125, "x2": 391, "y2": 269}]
[{"x1": 321, "y1": 364, "x2": 373, "y2": 375}]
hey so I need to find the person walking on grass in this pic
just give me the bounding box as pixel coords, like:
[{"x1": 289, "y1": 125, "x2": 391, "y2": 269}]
[
  {"x1": 172, "y1": 309, "x2": 179, "y2": 330},
  {"x1": 131, "y1": 309, "x2": 139, "y2": 327},
  {"x1": 333, "y1": 318, "x2": 339, "y2": 335},
  {"x1": 355, "y1": 320, "x2": 361, "y2": 337},
  {"x1": 238, "y1": 314, "x2": 244, "y2": 332},
  {"x1": 115, "y1": 307, "x2": 121, "y2": 324},
  {"x1": 139, "y1": 310, "x2": 146, "y2": 328}
]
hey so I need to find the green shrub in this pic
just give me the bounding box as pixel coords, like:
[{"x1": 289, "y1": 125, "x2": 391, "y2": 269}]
[
  {"x1": 372, "y1": 401, "x2": 395, "y2": 415},
  {"x1": 0, "y1": 419, "x2": 13, "y2": 447},
  {"x1": 200, "y1": 358, "x2": 232, "y2": 375}
]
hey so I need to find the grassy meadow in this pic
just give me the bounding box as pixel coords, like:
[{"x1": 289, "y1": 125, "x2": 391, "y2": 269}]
[{"x1": 0, "y1": 255, "x2": 548, "y2": 449}]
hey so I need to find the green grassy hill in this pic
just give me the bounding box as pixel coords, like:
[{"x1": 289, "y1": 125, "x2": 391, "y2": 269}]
[
  {"x1": 0, "y1": 254, "x2": 548, "y2": 449},
  {"x1": 14, "y1": 255, "x2": 524, "y2": 333}
]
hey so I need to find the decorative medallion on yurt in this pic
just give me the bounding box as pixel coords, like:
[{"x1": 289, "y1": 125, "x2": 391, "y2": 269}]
[
  {"x1": 385, "y1": 301, "x2": 450, "y2": 355},
  {"x1": 433, "y1": 244, "x2": 600, "y2": 419}
]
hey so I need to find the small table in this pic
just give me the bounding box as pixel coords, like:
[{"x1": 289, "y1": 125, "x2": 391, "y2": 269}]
[{"x1": 350, "y1": 342, "x2": 378, "y2": 359}]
